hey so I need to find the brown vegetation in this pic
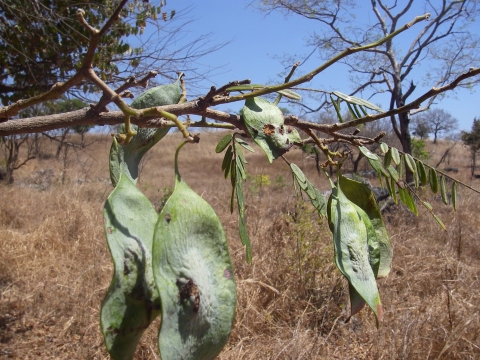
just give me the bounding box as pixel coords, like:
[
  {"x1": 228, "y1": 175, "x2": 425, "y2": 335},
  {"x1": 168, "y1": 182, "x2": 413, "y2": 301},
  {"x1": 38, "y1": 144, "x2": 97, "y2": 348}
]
[{"x1": 1, "y1": 133, "x2": 479, "y2": 359}]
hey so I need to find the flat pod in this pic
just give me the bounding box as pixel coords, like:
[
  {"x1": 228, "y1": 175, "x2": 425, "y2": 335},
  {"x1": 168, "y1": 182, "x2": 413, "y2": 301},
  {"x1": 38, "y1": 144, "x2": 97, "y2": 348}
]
[
  {"x1": 153, "y1": 176, "x2": 237, "y2": 360},
  {"x1": 101, "y1": 171, "x2": 161, "y2": 360},
  {"x1": 338, "y1": 175, "x2": 392, "y2": 278},
  {"x1": 327, "y1": 184, "x2": 383, "y2": 325}
]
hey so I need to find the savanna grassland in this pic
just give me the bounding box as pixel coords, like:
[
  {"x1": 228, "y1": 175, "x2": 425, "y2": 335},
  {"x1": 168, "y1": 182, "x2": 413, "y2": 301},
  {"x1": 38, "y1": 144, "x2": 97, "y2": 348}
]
[{"x1": 1, "y1": 131, "x2": 479, "y2": 359}]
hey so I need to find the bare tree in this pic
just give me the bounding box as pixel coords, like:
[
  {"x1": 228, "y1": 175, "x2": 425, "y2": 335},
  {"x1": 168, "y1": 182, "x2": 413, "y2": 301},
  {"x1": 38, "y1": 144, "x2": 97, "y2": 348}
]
[
  {"x1": 412, "y1": 108, "x2": 458, "y2": 144},
  {"x1": 257, "y1": 0, "x2": 480, "y2": 178}
]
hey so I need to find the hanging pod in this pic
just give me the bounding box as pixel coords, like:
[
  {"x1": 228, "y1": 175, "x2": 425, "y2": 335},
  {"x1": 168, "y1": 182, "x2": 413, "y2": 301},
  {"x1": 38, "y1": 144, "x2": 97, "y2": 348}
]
[
  {"x1": 339, "y1": 174, "x2": 391, "y2": 278},
  {"x1": 328, "y1": 180, "x2": 383, "y2": 326},
  {"x1": 101, "y1": 170, "x2": 161, "y2": 360},
  {"x1": 152, "y1": 142, "x2": 237, "y2": 360}
]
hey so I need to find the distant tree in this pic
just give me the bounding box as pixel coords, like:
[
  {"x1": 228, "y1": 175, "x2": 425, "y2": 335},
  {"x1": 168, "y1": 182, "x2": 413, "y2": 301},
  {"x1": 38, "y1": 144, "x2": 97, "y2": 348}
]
[
  {"x1": 0, "y1": 0, "x2": 222, "y2": 105},
  {"x1": 411, "y1": 116, "x2": 432, "y2": 140},
  {"x1": 257, "y1": 0, "x2": 480, "y2": 180},
  {"x1": 462, "y1": 117, "x2": 480, "y2": 177},
  {"x1": 413, "y1": 109, "x2": 459, "y2": 144}
]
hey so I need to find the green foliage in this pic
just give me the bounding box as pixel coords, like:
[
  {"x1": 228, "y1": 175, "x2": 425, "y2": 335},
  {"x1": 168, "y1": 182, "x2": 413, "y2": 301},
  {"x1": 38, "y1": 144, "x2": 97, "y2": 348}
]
[
  {"x1": 462, "y1": 117, "x2": 480, "y2": 151},
  {"x1": 338, "y1": 175, "x2": 392, "y2": 279},
  {"x1": 216, "y1": 134, "x2": 253, "y2": 262},
  {"x1": 411, "y1": 138, "x2": 430, "y2": 161},
  {"x1": 0, "y1": 0, "x2": 165, "y2": 104},
  {"x1": 290, "y1": 163, "x2": 327, "y2": 217}
]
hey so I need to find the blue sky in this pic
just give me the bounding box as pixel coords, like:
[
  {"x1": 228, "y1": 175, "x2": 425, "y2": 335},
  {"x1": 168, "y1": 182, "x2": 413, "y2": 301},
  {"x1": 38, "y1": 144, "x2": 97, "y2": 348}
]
[{"x1": 161, "y1": 1, "x2": 479, "y2": 131}]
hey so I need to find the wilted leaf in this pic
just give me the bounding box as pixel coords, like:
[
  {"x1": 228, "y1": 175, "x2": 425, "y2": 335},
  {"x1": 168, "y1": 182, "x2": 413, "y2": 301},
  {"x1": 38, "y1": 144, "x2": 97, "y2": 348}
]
[
  {"x1": 109, "y1": 79, "x2": 183, "y2": 186},
  {"x1": 291, "y1": 164, "x2": 327, "y2": 217},
  {"x1": 110, "y1": 126, "x2": 170, "y2": 186}
]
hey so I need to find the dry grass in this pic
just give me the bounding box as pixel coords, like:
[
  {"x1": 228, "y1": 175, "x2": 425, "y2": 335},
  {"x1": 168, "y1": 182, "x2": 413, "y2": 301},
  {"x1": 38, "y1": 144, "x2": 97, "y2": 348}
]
[{"x1": 1, "y1": 133, "x2": 479, "y2": 359}]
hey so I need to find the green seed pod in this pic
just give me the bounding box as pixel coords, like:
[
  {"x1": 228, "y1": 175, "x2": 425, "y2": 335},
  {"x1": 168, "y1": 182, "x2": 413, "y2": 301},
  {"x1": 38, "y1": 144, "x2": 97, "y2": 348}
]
[
  {"x1": 101, "y1": 171, "x2": 161, "y2": 360},
  {"x1": 153, "y1": 144, "x2": 237, "y2": 360},
  {"x1": 327, "y1": 183, "x2": 383, "y2": 326},
  {"x1": 339, "y1": 174, "x2": 392, "y2": 278}
]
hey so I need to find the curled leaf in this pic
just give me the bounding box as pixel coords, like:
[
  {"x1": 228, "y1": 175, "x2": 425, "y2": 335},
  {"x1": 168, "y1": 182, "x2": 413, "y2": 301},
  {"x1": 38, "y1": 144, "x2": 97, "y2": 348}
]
[{"x1": 241, "y1": 97, "x2": 301, "y2": 162}]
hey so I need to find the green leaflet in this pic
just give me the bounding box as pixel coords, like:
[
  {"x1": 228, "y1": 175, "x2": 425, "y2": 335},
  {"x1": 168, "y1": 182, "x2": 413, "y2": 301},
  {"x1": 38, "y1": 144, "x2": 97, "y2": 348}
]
[
  {"x1": 290, "y1": 163, "x2": 327, "y2": 217},
  {"x1": 109, "y1": 79, "x2": 183, "y2": 186},
  {"x1": 331, "y1": 91, "x2": 384, "y2": 113},
  {"x1": 327, "y1": 183, "x2": 383, "y2": 326},
  {"x1": 379, "y1": 142, "x2": 389, "y2": 154},
  {"x1": 391, "y1": 147, "x2": 400, "y2": 165},
  {"x1": 440, "y1": 175, "x2": 448, "y2": 205},
  {"x1": 215, "y1": 134, "x2": 233, "y2": 153},
  {"x1": 241, "y1": 97, "x2": 301, "y2": 162},
  {"x1": 429, "y1": 167, "x2": 439, "y2": 193},
  {"x1": 153, "y1": 149, "x2": 237, "y2": 360},
  {"x1": 358, "y1": 146, "x2": 379, "y2": 161},
  {"x1": 339, "y1": 174, "x2": 392, "y2": 278},
  {"x1": 417, "y1": 160, "x2": 428, "y2": 186},
  {"x1": 226, "y1": 84, "x2": 301, "y2": 100},
  {"x1": 101, "y1": 171, "x2": 161, "y2": 360}
]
